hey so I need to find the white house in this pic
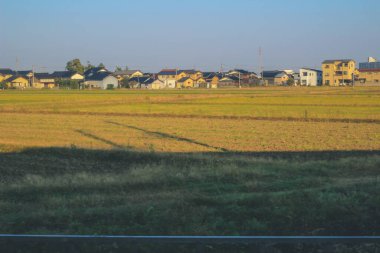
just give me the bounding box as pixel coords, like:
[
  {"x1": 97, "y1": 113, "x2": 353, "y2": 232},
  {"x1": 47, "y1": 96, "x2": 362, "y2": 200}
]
[
  {"x1": 85, "y1": 72, "x2": 118, "y2": 89},
  {"x1": 299, "y1": 68, "x2": 322, "y2": 86}
]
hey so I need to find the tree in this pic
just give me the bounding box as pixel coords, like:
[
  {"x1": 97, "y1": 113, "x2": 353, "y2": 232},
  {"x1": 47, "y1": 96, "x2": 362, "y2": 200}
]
[
  {"x1": 98, "y1": 63, "x2": 105, "y2": 68},
  {"x1": 286, "y1": 78, "x2": 295, "y2": 86},
  {"x1": 124, "y1": 65, "x2": 129, "y2": 71},
  {"x1": 85, "y1": 61, "x2": 95, "y2": 71},
  {"x1": 115, "y1": 66, "x2": 123, "y2": 72},
  {"x1": 66, "y1": 59, "x2": 84, "y2": 74}
]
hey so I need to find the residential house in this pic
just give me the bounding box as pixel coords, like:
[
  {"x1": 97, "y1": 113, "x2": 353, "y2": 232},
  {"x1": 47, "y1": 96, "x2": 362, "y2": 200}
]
[
  {"x1": 5, "y1": 75, "x2": 29, "y2": 88},
  {"x1": 218, "y1": 75, "x2": 241, "y2": 88},
  {"x1": 203, "y1": 73, "x2": 222, "y2": 88},
  {"x1": 84, "y1": 72, "x2": 118, "y2": 89},
  {"x1": 322, "y1": 59, "x2": 356, "y2": 86},
  {"x1": 157, "y1": 69, "x2": 177, "y2": 88},
  {"x1": 128, "y1": 76, "x2": 154, "y2": 89},
  {"x1": 196, "y1": 77, "x2": 207, "y2": 88},
  {"x1": 0, "y1": 68, "x2": 15, "y2": 82},
  {"x1": 34, "y1": 73, "x2": 56, "y2": 88},
  {"x1": 227, "y1": 69, "x2": 251, "y2": 79},
  {"x1": 151, "y1": 79, "x2": 165, "y2": 90},
  {"x1": 299, "y1": 68, "x2": 322, "y2": 86},
  {"x1": 51, "y1": 71, "x2": 84, "y2": 80},
  {"x1": 177, "y1": 77, "x2": 195, "y2": 88},
  {"x1": 176, "y1": 70, "x2": 203, "y2": 80},
  {"x1": 357, "y1": 57, "x2": 380, "y2": 85},
  {"x1": 84, "y1": 67, "x2": 109, "y2": 78},
  {"x1": 262, "y1": 71, "x2": 289, "y2": 85},
  {"x1": 114, "y1": 70, "x2": 144, "y2": 85}
]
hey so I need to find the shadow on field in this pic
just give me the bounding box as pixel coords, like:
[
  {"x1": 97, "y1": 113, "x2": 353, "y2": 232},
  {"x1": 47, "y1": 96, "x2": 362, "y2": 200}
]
[
  {"x1": 105, "y1": 120, "x2": 229, "y2": 152},
  {"x1": 0, "y1": 147, "x2": 380, "y2": 239}
]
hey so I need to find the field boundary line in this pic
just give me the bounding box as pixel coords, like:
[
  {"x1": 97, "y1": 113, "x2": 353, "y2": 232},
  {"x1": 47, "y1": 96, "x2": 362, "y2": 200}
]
[{"x1": 1, "y1": 110, "x2": 380, "y2": 124}]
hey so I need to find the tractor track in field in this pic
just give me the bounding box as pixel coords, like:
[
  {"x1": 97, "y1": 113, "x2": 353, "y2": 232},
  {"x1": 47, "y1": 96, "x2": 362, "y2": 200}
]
[{"x1": 1, "y1": 109, "x2": 380, "y2": 124}]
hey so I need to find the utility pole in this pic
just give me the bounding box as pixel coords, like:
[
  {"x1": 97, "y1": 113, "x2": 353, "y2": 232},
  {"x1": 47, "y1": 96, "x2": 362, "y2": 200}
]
[
  {"x1": 239, "y1": 71, "x2": 241, "y2": 88},
  {"x1": 259, "y1": 47, "x2": 263, "y2": 84}
]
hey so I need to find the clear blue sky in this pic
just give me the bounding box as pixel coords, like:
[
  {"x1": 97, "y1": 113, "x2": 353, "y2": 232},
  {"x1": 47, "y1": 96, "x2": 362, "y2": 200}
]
[{"x1": 1, "y1": 0, "x2": 379, "y2": 73}]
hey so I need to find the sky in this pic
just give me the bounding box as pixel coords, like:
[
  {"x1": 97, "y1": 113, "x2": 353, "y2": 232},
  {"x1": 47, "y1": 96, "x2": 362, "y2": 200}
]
[{"x1": 1, "y1": 0, "x2": 379, "y2": 73}]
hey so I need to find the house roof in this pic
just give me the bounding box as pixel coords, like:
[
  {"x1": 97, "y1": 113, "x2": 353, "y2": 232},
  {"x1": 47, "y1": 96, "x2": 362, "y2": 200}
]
[
  {"x1": 262, "y1": 70, "x2": 286, "y2": 78},
  {"x1": 158, "y1": 69, "x2": 177, "y2": 75},
  {"x1": 34, "y1": 73, "x2": 52, "y2": 79},
  {"x1": 177, "y1": 77, "x2": 192, "y2": 83},
  {"x1": 51, "y1": 71, "x2": 79, "y2": 79},
  {"x1": 114, "y1": 70, "x2": 142, "y2": 76},
  {"x1": 358, "y1": 69, "x2": 380, "y2": 72},
  {"x1": 0, "y1": 68, "x2": 15, "y2": 75},
  {"x1": 129, "y1": 76, "x2": 152, "y2": 83},
  {"x1": 84, "y1": 67, "x2": 109, "y2": 77},
  {"x1": 85, "y1": 72, "x2": 115, "y2": 81},
  {"x1": 178, "y1": 69, "x2": 198, "y2": 74},
  {"x1": 17, "y1": 70, "x2": 33, "y2": 76},
  {"x1": 6, "y1": 75, "x2": 28, "y2": 82},
  {"x1": 322, "y1": 59, "x2": 355, "y2": 64},
  {"x1": 220, "y1": 75, "x2": 240, "y2": 82}
]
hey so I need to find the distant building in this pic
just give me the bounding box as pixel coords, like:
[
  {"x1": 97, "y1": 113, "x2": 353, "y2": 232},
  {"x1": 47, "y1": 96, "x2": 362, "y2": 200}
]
[
  {"x1": 151, "y1": 79, "x2": 165, "y2": 89},
  {"x1": 157, "y1": 69, "x2": 177, "y2": 88},
  {"x1": 299, "y1": 68, "x2": 322, "y2": 86},
  {"x1": 84, "y1": 72, "x2": 118, "y2": 89},
  {"x1": 322, "y1": 59, "x2": 356, "y2": 86},
  {"x1": 51, "y1": 71, "x2": 84, "y2": 81},
  {"x1": 0, "y1": 68, "x2": 15, "y2": 82},
  {"x1": 129, "y1": 76, "x2": 154, "y2": 89},
  {"x1": 5, "y1": 75, "x2": 29, "y2": 88},
  {"x1": 84, "y1": 67, "x2": 109, "y2": 78},
  {"x1": 218, "y1": 75, "x2": 241, "y2": 88},
  {"x1": 177, "y1": 77, "x2": 195, "y2": 88},
  {"x1": 34, "y1": 73, "x2": 56, "y2": 88},
  {"x1": 114, "y1": 70, "x2": 144, "y2": 80},
  {"x1": 358, "y1": 57, "x2": 380, "y2": 85},
  {"x1": 262, "y1": 71, "x2": 289, "y2": 85}
]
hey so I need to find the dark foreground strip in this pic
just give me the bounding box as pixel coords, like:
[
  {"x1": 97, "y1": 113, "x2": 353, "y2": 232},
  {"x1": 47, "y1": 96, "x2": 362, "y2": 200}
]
[
  {"x1": 1, "y1": 110, "x2": 380, "y2": 124},
  {"x1": 0, "y1": 235, "x2": 380, "y2": 244}
]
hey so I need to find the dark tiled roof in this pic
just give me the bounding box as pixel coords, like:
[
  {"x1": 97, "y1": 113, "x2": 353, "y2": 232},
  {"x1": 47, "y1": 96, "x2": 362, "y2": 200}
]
[
  {"x1": 322, "y1": 59, "x2": 355, "y2": 64},
  {"x1": 84, "y1": 67, "x2": 109, "y2": 77},
  {"x1": 177, "y1": 77, "x2": 192, "y2": 83},
  {"x1": 358, "y1": 69, "x2": 380, "y2": 72},
  {"x1": 34, "y1": 73, "x2": 52, "y2": 79},
  {"x1": 158, "y1": 69, "x2": 177, "y2": 75},
  {"x1": 6, "y1": 75, "x2": 28, "y2": 82},
  {"x1": 51, "y1": 71, "x2": 78, "y2": 79},
  {"x1": 85, "y1": 72, "x2": 114, "y2": 81},
  {"x1": 0, "y1": 68, "x2": 15, "y2": 75},
  {"x1": 17, "y1": 70, "x2": 33, "y2": 76},
  {"x1": 262, "y1": 70, "x2": 285, "y2": 78},
  {"x1": 230, "y1": 69, "x2": 250, "y2": 74},
  {"x1": 129, "y1": 76, "x2": 153, "y2": 83},
  {"x1": 178, "y1": 69, "x2": 197, "y2": 74},
  {"x1": 114, "y1": 70, "x2": 142, "y2": 76}
]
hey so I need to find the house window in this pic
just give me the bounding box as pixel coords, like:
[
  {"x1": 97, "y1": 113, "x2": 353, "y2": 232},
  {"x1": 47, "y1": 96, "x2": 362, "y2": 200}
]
[
  {"x1": 325, "y1": 65, "x2": 330, "y2": 69},
  {"x1": 303, "y1": 72, "x2": 308, "y2": 76},
  {"x1": 343, "y1": 71, "x2": 348, "y2": 75}
]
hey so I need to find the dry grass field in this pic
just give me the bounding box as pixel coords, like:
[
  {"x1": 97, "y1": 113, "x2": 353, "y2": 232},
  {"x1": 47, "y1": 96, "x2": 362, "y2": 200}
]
[
  {"x1": 0, "y1": 87, "x2": 379, "y2": 250},
  {"x1": 0, "y1": 87, "x2": 379, "y2": 153}
]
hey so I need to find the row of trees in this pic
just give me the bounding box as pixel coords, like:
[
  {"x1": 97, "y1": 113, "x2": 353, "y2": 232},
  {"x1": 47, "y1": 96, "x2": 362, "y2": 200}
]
[{"x1": 65, "y1": 59, "x2": 128, "y2": 74}]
